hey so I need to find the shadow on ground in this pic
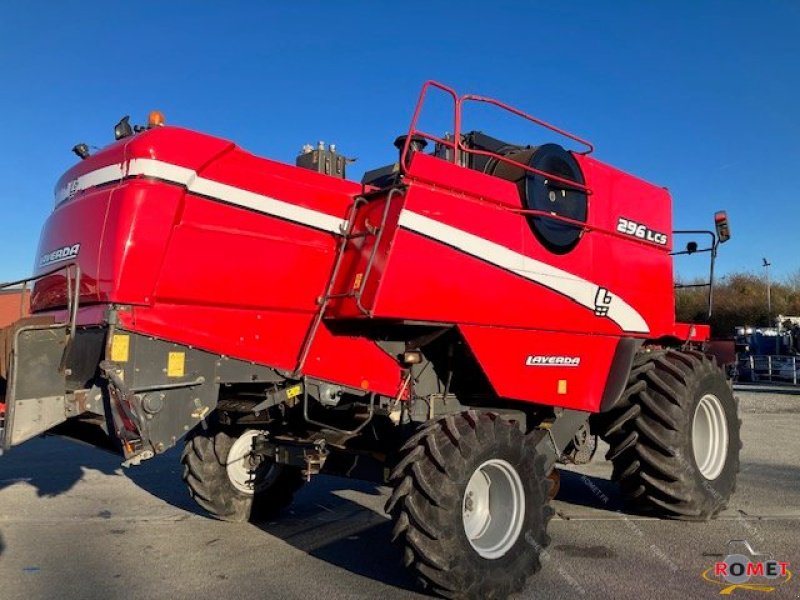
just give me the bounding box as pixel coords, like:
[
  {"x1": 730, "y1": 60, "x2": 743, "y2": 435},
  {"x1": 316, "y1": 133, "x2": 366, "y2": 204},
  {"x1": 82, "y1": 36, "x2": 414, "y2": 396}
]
[
  {"x1": 122, "y1": 447, "x2": 202, "y2": 515},
  {"x1": 125, "y1": 455, "x2": 630, "y2": 593},
  {"x1": 0, "y1": 436, "x2": 200, "y2": 513},
  {"x1": 128, "y1": 458, "x2": 426, "y2": 593},
  {"x1": 0, "y1": 437, "x2": 120, "y2": 497},
  {"x1": 245, "y1": 470, "x2": 628, "y2": 593},
  {"x1": 554, "y1": 469, "x2": 628, "y2": 513},
  {"x1": 0, "y1": 436, "x2": 636, "y2": 595},
  {"x1": 256, "y1": 476, "x2": 423, "y2": 594}
]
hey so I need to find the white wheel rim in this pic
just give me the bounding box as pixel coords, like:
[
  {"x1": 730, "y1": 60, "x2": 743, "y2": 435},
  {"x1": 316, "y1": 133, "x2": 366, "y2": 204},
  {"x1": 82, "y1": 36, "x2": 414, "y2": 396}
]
[
  {"x1": 462, "y1": 459, "x2": 525, "y2": 559},
  {"x1": 691, "y1": 394, "x2": 729, "y2": 480},
  {"x1": 226, "y1": 430, "x2": 274, "y2": 494}
]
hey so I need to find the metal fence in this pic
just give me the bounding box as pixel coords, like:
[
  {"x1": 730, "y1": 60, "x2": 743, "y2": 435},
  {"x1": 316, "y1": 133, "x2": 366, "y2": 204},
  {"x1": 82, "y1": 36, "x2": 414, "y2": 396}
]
[{"x1": 735, "y1": 354, "x2": 800, "y2": 385}]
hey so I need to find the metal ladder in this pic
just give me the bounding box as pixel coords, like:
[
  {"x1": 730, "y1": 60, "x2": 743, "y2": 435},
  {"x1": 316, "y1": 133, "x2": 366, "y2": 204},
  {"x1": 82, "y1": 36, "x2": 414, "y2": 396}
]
[{"x1": 292, "y1": 188, "x2": 403, "y2": 377}]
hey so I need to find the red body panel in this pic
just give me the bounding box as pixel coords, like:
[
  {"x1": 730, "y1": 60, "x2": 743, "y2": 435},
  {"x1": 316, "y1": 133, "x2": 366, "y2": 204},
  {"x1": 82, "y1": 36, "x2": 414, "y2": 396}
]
[
  {"x1": 330, "y1": 154, "x2": 675, "y2": 335},
  {"x1": 327, "y1": 152, "x2": 682, "y2": 410},
  {"x1": 30, "y1": 93, "x2": 706, "y2": 413},
  {"x1": 32, "y1": 128, "x2": 402, "y2": 396},
  {"x1": 459, "y1": 326, "x2": 619, "y2": 410}
]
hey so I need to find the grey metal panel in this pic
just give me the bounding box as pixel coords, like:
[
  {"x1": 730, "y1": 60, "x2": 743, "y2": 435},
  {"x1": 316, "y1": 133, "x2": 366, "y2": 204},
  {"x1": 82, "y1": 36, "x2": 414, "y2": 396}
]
[
  {"x1": 533, "y1": 409, "x2": 590, "y2": 472},
  {"x1": 10, "y1": 395, "x2": 67, "y2": 446},
  {"x1": 6, "y1": 325, "x2": 69, "y2": 448},
  {"x1": 106, "y1": 332, "x2": 282, "y2": 456},
  {"x1": 14, "y1": 327, "x2": 66, "y2": 399},
  {"x1": 121, "y1": 335, "x2": 283, "y2": 388},
  {"x1": 65, "y1": 327, "x2": 106, "y2": 390},
  {"x1": 216, "y1": 356, "x2": 285, "y2": 383}
]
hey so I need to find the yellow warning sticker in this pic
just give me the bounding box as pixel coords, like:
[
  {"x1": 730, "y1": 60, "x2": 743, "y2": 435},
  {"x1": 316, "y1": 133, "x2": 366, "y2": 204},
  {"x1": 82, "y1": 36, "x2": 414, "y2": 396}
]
[
  {"x1": 286, "y1": 384, "x2": 302, "y2": 399},
  {"x1": 111, "y1": 335, "x2": 130, "y2": 362},
  {"x1": 167, "y1": 352, "x2": 185, "y2": 377},
  {"x1": 353, "y1": 272, "x2": 364, "y2": 291}
]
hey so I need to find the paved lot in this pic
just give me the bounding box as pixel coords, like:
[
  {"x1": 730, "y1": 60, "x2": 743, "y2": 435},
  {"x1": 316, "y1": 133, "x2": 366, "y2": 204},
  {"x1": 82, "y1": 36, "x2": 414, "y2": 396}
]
[{"x1": 0, "y1": 389, "x2": 798, "y2": 599}]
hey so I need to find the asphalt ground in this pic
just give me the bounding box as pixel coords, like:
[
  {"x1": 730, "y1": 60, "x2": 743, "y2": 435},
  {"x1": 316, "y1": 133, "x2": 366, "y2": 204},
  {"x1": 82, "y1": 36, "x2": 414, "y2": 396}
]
[{"x1": 0, "y1": 388, "x2": 798, "y2": 599}]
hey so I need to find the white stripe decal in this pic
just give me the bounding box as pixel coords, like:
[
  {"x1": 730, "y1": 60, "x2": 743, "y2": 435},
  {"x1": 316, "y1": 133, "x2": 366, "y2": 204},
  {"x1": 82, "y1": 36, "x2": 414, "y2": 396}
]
[
  {"x1": 127, "y1": 158, "x2": 195, "y2": 186},
  {"x1": 189, "y1": 175, "x2": 345, "y2": 234},
  {"x1": 55, "y1": 159, "x2": 347, "y2": 234},
  {"x1": 55, "y1": 160, "x2": 648, "y2": 333},
  {"x1": 398, "y1": 210, "x2": 650, "y2": 334},
  {"x1": 55, "y1": 163, "x2": 128, "y2": 204}
]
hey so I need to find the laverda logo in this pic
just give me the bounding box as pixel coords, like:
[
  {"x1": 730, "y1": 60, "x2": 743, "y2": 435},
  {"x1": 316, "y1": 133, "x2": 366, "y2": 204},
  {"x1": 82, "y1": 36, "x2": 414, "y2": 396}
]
[
  {"x1": 525, "y1": 355, "x2": 581, "y2": 367},
  {"x1": 39, "y1": 243, "x2": 80, "y2": 267}
]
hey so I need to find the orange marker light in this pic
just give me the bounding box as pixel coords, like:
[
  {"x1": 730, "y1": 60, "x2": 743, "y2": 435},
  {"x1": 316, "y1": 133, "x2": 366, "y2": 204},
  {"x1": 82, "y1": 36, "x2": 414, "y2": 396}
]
[{"x1": 148, "y1": 110, "x2": 166, "y2": 127}]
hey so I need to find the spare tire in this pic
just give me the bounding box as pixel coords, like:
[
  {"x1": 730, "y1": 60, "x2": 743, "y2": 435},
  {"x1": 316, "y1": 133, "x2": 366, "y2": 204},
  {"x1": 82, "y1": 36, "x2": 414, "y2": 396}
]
[{"x1": 488, "y1": 143, "x2": 587, "y2": 254}]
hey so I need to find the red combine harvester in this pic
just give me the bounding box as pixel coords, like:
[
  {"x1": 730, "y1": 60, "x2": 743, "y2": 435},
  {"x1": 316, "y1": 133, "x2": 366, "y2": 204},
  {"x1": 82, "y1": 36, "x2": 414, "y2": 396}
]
[{"x1": 0, "y1": 81, "x2": 738, "y2": 598}]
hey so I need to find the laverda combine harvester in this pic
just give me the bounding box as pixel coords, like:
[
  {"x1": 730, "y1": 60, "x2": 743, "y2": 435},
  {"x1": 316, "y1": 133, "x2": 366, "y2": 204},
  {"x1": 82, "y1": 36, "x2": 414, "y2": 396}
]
[{"x1": 0, "y1": 81, "x2": 738, "y2": 598}]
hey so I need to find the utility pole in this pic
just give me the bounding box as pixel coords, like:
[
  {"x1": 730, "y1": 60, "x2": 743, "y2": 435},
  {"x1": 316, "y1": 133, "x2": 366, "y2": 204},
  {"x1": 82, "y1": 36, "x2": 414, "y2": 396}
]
[{"x1": 762, "y1": 258, "x2": 772, "y2": 329}]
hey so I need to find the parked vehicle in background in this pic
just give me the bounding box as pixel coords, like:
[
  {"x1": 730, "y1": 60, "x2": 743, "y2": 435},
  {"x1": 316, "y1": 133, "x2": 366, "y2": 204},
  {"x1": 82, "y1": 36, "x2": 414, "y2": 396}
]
[{"x1": 735, "y1": 317, "x2": 800, "y2": 383}]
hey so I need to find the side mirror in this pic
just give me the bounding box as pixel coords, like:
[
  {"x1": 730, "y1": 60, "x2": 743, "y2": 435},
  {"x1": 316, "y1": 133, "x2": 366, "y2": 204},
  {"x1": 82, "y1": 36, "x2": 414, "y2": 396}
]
[
  {"x1": 686, "y1": 241, "x2": 698, "y2": 254},
  {"x1": 714, "y1": 211, "x2": 731, "y2": 243}
]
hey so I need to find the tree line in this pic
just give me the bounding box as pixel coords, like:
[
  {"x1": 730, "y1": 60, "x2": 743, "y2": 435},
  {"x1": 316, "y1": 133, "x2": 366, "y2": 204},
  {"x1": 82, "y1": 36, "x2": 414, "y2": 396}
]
[{"x1": 675, "y1": 271, "x2": 800, "y2": 338}]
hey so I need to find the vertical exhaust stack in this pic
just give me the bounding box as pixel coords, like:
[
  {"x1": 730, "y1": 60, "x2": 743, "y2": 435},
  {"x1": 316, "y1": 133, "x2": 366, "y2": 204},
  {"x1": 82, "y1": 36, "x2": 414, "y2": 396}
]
[{"x1": 393, "y1": 134, "x2": 428, "y2": 164}]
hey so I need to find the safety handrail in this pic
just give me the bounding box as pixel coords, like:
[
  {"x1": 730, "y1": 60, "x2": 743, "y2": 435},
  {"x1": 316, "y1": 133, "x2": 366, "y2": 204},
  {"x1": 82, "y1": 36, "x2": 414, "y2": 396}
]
[
  {"x1": 0, "y1": 262, "x2": 79, "y2": 291},
  {"x1": 400, "y1": 80, "x2": 460, "y2": 173},
  {"x1": 0, "y1": 263, "x2": 82, "y2": 339},
  {"x1": 293, "y1": 198, "x2": 366, "y2": 376},
  {"x1": 460, "y1": 146, "x2": 592, "y2": 193},
  {"x1": 509, "y1": 207, "x2": 671, "y2": 249},
  {"x1": 354, "y1": 188, "x2": 404, "y2": 317},
  {"x1": 400, "y1": 81, "x2": 593, "y2": 197},
  {"x1": 459, "y1": 94, "x2": 594, "y2": 154},
  {"x1": 671, "y1": 230, "x2": 718, "y2": 320}
]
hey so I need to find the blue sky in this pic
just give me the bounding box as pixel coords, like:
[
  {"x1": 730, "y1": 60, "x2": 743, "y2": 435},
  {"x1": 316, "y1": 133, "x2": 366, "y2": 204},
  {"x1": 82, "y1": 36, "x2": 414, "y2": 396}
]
[{"x1": 1, "y1": 1, "x2": 798, "y2": 283}]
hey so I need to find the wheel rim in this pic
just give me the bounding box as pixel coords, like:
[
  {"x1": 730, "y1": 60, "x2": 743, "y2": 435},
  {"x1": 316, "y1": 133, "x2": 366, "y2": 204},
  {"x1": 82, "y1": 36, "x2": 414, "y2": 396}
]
[
  {"x1": 226, "y1": 430, "x2": 275, "y2": 494},
  {"x1": 462, "y1": 458, "x2": 525, "y2": 559},
  {"x1": 691, "y1": 394, "x2": 729, "y2": 480}
]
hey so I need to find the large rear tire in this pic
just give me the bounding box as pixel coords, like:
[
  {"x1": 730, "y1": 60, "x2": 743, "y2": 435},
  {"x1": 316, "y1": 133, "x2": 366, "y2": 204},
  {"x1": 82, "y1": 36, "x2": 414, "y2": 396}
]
[
  {"x1": 386, "y1": 411, "x2": 553, "y2": 599},
  {"x1": 181, "y1": 417, "x2": 304, "y2": 522},
  {"x1": 594, "y1": 349, "x2": 741, "y2": 520}
]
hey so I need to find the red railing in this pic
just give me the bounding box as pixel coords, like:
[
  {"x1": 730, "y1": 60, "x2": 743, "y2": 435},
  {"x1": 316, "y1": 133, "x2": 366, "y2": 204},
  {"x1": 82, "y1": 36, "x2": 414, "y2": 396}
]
[
  {"x1": 398, "y1": 81, "x2": 675, "y2": 251},
  {"x1": 400, "y1": 81, "x2": 461, "y2": 170},
  {"x1": 459, "y1": 94, "x2": 594, "y2": 153},
  {"x1": 400, "y1": 80, "x2": 593, "y2": 197}
]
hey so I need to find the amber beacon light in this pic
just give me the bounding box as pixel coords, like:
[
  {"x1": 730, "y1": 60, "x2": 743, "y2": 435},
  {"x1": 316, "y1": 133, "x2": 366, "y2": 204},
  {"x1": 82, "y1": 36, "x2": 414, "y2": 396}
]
[{"x1": 148, "y1": 110, "x2": 166, "y2": 127}]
